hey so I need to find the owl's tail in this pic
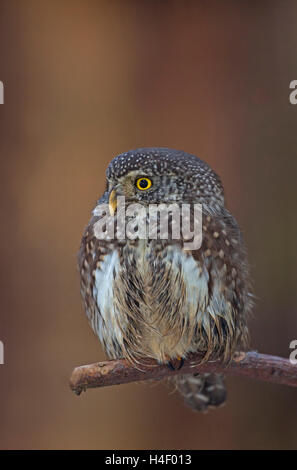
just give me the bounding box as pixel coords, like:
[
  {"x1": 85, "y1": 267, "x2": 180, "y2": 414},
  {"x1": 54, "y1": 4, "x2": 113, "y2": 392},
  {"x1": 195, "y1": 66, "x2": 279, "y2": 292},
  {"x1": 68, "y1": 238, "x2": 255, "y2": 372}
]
[{"x1": 176, "y1": 373, "x2": 226, "y2": 412}]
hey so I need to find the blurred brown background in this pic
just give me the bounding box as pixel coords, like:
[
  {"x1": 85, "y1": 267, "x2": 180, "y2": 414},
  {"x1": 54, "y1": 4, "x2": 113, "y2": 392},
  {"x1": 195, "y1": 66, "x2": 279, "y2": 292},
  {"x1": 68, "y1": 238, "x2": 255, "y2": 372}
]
[{"x1": 0, "y1": 0, "x2": 296, "y2": 450}]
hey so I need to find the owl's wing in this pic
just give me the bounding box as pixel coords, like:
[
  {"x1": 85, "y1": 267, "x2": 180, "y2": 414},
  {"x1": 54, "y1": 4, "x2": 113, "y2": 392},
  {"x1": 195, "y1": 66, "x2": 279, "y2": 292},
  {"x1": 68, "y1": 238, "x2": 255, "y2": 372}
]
[
  {"x1": 78, "y1": 193, "x2": 110, "y2": 334},
  {"x1": 188, "y1": 211, "x2": 251, "y2": 356}
]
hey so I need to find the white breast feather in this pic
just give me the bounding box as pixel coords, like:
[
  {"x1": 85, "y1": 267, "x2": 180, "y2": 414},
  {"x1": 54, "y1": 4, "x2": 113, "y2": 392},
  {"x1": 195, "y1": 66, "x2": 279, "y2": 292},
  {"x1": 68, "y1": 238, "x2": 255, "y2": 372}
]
[{"x1": 93, "y1": 250, "x2": 123, "y2": 350}]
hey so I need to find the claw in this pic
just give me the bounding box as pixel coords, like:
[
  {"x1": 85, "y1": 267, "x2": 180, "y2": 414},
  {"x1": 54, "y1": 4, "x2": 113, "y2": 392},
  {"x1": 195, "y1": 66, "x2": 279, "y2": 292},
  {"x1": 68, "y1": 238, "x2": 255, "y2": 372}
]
[
  {"x1": 166, "y1": 357, "x2": 184, "y2": 371},
  {"x1": 177, "y1": 357, "x2": 184, "y2": 370},
  {"x1": 167, "y1": 361, "x2": 176, "y2": 371}
]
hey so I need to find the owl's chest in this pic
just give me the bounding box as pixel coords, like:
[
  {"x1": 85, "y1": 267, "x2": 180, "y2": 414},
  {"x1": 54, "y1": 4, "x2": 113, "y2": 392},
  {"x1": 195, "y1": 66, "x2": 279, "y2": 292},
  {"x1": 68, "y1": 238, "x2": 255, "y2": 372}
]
[
  {"x1": 92, "y1": 240, "x2": 209, "y2": 361},
  {"x1": 95, "y1": 241, "x2": 204, "y2": 313}
]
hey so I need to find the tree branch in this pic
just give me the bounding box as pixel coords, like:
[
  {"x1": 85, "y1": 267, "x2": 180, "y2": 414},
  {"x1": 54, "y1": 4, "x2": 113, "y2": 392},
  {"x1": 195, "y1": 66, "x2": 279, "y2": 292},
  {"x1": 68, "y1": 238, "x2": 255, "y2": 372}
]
[{"x1": 69, "y1": 351, "x2": 297, "y2": 395}]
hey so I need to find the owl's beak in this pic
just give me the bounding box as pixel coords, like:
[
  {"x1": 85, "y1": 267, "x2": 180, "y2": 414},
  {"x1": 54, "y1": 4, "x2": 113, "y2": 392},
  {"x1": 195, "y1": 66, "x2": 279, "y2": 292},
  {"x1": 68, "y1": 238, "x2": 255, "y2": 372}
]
[{"x1": 109, "y1": 189, "x2": 117, "y2": 216}]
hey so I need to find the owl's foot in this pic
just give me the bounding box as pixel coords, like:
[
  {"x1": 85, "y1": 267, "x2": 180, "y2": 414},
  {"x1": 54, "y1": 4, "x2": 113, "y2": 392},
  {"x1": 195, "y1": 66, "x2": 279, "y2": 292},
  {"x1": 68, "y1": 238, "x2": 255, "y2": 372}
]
[{"x1": 166, "y1": 357, "x2": 184, "y2": 371}]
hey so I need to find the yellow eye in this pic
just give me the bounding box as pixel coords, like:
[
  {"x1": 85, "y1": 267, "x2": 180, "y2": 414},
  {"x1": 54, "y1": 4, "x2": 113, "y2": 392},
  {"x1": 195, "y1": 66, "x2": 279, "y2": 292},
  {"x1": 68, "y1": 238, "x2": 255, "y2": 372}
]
[{"x1": 136, "y1": 177, "x2": 152, "y2": 191}]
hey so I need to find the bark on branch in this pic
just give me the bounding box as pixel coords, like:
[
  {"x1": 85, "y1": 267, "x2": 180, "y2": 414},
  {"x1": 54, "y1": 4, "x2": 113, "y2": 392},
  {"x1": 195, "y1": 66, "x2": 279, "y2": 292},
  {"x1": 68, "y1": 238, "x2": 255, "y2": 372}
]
[{"x1": 69, "y1": 351, "x2": 297, "y2": 395}]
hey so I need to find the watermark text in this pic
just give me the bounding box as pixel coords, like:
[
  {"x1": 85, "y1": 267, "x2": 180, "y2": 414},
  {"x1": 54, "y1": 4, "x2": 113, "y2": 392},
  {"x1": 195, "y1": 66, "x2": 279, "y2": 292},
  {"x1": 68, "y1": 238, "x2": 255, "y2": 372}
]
[
  {"x1": 93, "y1": 197, "x2": 202, "y2": 250},
  {"x1": 0, "y1": 341, "x2": 4, "y2": 364},
  {"x1": 289, "y1": 80, "x2": 297, "y2": 105},
  {"x1": 0, "y1": 81, "x2": 3, "y2": 104},
  {"x1": 289, "y1": 339, "x2": 297, "y2": 365}
]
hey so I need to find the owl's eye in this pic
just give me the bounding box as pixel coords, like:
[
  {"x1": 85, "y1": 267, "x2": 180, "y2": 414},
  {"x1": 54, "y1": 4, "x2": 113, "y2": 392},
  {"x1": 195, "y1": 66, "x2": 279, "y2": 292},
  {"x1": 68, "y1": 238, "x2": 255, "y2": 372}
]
[{"x1": 136, "y1": 177, "x2": 152, "y2": 191}]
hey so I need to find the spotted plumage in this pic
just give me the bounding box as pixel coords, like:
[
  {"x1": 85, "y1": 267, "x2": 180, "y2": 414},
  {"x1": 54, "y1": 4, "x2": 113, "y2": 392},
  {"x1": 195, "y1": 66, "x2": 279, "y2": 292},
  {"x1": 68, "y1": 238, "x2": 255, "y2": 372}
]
[{"x1": 79, "y1": 148, "x2": 252, "y2": 412}]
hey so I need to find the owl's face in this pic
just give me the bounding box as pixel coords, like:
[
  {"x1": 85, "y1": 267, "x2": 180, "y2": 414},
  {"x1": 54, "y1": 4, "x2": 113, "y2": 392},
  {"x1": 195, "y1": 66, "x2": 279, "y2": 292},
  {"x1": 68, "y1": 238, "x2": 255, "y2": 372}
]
[{"x1": 105, "y1": 147, "x2": 224, "y2": 209}]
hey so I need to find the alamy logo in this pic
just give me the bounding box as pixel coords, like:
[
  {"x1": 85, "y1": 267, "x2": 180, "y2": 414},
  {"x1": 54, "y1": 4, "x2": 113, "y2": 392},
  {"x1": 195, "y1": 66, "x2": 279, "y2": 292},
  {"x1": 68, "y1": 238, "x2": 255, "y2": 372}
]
[
  {"x1": 0, "y1": 81, "x2": 3, "y2": 104},
  {"x1": 289, "y1": 80, "x2": 297, "y2": 105},
  {"x1": 93, "y1": 197, "x2": 203, "y2": 250},
  {"x1": 289, "y1": 340, "x2": 297, "y2": 365},
  {"x1": 0, "y1": 341, "x2": 4, "y2": 364}
]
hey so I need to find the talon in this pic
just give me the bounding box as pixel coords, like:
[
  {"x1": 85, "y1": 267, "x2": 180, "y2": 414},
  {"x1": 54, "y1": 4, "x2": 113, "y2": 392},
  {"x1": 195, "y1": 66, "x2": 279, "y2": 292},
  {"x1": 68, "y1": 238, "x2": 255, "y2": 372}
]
[
  {"x1": 166, "y1": 357, "x2": 184, "y2": 371},
  {"x1": 167, "y1": 361, "x2": 176, "y2": 371},
  {"x1": 177, "y1": 357, "x2": 184, "y2": 370}
]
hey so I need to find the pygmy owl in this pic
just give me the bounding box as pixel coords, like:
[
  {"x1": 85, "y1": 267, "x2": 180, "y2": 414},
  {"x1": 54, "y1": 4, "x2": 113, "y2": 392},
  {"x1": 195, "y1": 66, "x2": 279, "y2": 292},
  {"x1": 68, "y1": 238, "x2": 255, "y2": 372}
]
[{"x1": 79, "y1": 148, "x2": 252, "y2": 412}]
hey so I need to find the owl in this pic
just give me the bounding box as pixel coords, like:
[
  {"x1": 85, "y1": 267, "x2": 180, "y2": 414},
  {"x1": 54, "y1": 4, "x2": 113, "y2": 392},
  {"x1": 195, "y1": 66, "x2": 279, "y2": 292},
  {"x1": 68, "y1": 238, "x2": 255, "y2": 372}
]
[{"x1": 78, "y1": 148, "x2": 252, "y2": 412}]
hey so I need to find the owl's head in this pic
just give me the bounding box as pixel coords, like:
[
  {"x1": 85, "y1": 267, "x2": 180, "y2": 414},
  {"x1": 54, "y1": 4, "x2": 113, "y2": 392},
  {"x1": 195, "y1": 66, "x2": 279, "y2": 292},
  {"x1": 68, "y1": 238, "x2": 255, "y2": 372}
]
[{"x1": 105, "y1": 148, "x2": 224, "y2": 213}]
